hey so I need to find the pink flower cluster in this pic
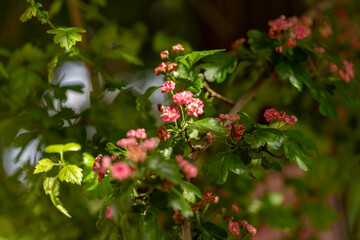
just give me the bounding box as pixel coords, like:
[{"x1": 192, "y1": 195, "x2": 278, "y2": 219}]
[
  {"x1": 111, "y1": 161, "x2": 134, "y2": 180},
  {"x1": 93, "y1": 154, "x2": 111, "y2": 182},
  {"x1": 157, "y1": 126, "x2": 171, "y2": 141},
  {"x1": 217, "y1": 113, "x2": 245, "y2": 139},
  {"x1": 264, "y1": 108, "x2": 298, "y2": 125},
  {"x1": 176, "y1": 155, "x2": 198, "y2": 179},
  {"x1": 328, "y1": 60, "x2": 354, "y2": 83},
  {"x1": 161, "y1": 81, "x2": 175, "y2": 93},
  {"x1": 93, "y1": 154, "x2": 135, "y2": 182},
  {"x1": 227, "y1": 222, "x2": 241, "y2": 237},
  {"x1": 216, "y1": 113, "x2": 240, "y2": 122},
  {"x1": 160, "y1": 105, "x2": 181, "y2": 123},
  {"x1": 191, "y1": 191, "x2": 219, "y2": 212},
  {"x1": 155, "y1": 44, "x2": 184, "y2": 76},
  {"x1": 239, "y1": 220, "x2": 257, "y2": 236}
]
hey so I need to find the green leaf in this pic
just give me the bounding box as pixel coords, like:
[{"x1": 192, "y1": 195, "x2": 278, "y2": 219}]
[
  {"x1": 181, "y1": 182, "x2": 202, "y2": 203},
  {"x1": 63, "y1": 142, "x2": 81, "y2": 152},
  {"x1": 286, "y1": 131, "x2": 318, "y2": 155},
  {"x1": 176, "y1": 49, "x2": 225, "y2": 68},
  {"x1": 83, "y1": 152, "x2": 94, "y2": 167},
  {"x1": 19, "y1": 3, "x2": 42, "y2": 22},
  {"x1": 261, "y1": 157, "x2": 282, "y2": 172},
  {"x1": 275, "y1": 62, "x2": 303, "y2": 92},
  {"x1": 58, "y1": 165, "x2": 83, "y2": 185},
  {"x1": 168, "y1": 189, "x2": 193, "y2": 217},
  {"x1": 202, "y1": 52, "x2": 237, "y2": 83},
  {"x1": 237, "y1": 112, "x2": 258, "y2": 129},
  {"x1": 148, "y1": 154, "x2": 183, "y2": 185},
  {"x1": 303, "y1": 202, "x2": 337, "y2": 230},
  {"x1": 284, "y1": 139, "x2": 313, "y2": 171},
  {"x1": 202, "y1": 152, "x2": 246, "y2": 185},
  {"x1": 83, "y1": 175, "x2": 113, "y2": 199},
  {"x1": 201, "y1": 222, "x2": 228, "y2": 240},
  {"x1": 34, "y1": 158, "x2": 56, "y2": 174},
  {"x1": 263, "y1": 205, "x2": 297, "y2": 230},
  {"x1": 47, "y1": 27, "x2": 86, "y2": 50},
  {"x1": 247, "y1": 30, "x2": 275, "y2": 53},
  {"x1": 244, "y1": 128, "x2": 284, "y2": 150},
  {"x1": 45, "y1": 144, "x2": 64, "y2": 154},
  {"x1": 187, "y1": 77, "x2": 203, "y2": 94},
  {"x1": 140, "y1": 214, "x2": 164, "y2": 240},
  {"x1": 189, "y1": 118, "x2": 228, "y2": 136},
  {"x1": 0, "y1": 62, "x2": 9, "y2": 79},
  {"x1": 43, "y1": 177, "x2": 72, "y2": 218},
  {"x1": 136, "y1": 86, "x2": 160, "y2": 112}
]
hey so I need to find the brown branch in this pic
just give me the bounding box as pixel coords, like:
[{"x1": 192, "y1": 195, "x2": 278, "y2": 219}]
[{"x1": 203, "y1": 81, "x2": 235, "y2": 106}]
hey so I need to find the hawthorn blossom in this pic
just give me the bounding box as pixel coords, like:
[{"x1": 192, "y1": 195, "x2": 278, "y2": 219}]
[
  {"x1": 202, "y1": 191, "x2": 218, "y2": 204},
  {"x1": 157, "y1": 126, "x2": 170, "y2": 141},
  {"x1": 166, "y1": 62, "x2": 178, "y2": 73},
  {"x1": 229, "y1": 115, "x2": 240, "y2": 122},
  {"x1": 246, "y1": 224, "x2": 257, "y2": 236},
  {"x1": 172, "y1": 44, "x2": 184, "y2": 52},
  {"x1": 268, "y1": 15, "x2": 292, "y2": 32},
  {"x1": 160, "y1": 105, "x2": 181, "y2": 122},
  {"x1": 293, "y1": 25, "x2": 308, "y2": 39},
  {"x1": 161, "y1": 81, "x2": 175, "y2": 93},
  {"x1": 231, "y1": 202, "x2": 239, "y2": 213},
  {"x1": 264, "y1": 108, "x2": 279, "y2": 121},
  {"x1": 126, "y1": 129, "x2": 137, "y2": 138},
  {"x1": 160, "y1": 50, "x2": 169, "y2": 60},
  {"x1": 343, "y1": 60, "x2": 354, "y2": 78},
  {"x1": 314, "y1": 46, "x2": 325, "y2": 53},
  {"x1": 283, "y1": 115, "x2": 298, "y2": 125},
  {"x1": 154, "y1": 62, "x2": 167, "y2": 76},
  {"x1": 182, "y1": 163, "x2": 198, "y2": 178},
  {"x1": 277, "y1": 111, "x2": 287, "y2": 121},
  {"x1": 232, "y1": 124, "x2": 245, "y2": 140},
  {"x1": 117, "y1": 138, "x2": 138, "y2": 148},
  {"x1": 328, "y1": 63, "x2": 338, "y2": 73},
  {"x1": 111, "y1": 161, "x2": 133, "y2": 180},
  {"x1": 141, "y1": 137, "x2": 159, "y2": 150},
  {"x1": 135, "y1": 128, "x2": 147, "y2": 139},
  {"x1": 275, "y1": 46, "x2": 283, "y2": 53},
  {"x1": 217, "y1": 113, "x2": 230, "y2": 121},
  {"x1": 173, "y1": 91, "x2": 193, "y2": 105},
  {"x1": 126, "y1": 145, "x2": 147, "y2": 163},
  {"x1": 105, "y1": 205, "x2": 114, "y2": 220},
  {"x1": 227, "y1": 221, "x2": 241, "y2": 236},
  {"x1": 286, "y1": 37, "x2": 297, "y2": 48},
  {"x1": 206, "y1": 131, "x2": 214, "y2": 143},
  {"x1": 185, "y1": 98, "x2": 204, "y2": 117}
]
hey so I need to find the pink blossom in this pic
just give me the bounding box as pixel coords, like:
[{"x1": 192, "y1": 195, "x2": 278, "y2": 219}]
[
  {"x1": 160, "y1": 50, "x2": 169, "y2": 60},
  {"x1": 173, "y1": 91, "x2": 193, "y2": 105},
  {"x1": 275, "y1": 46, "x2": 283, "y2": 53},
  {"x1": 264, "y1": 108, "x2": 279, "y2": 121},
  {"x1": 154, "y1": 62, "x2": 167, "y2": 76},
  {"x1": 293, "y1": 25, "x2": 308, "y2": 39},
  {"x1": 206, "y1": 131, "x2": 214, "y2": 143},
  {"x1": 111, "y1": 161, "x2": 133, "y2": 180},
  {"x1": 93, "y1": 154, "x2": 103, "y2": 172},
  {"x1": 238, "y1": 220, "x2": 248, "y2": 228},
  {"x1": 160, "y1": 105, "x2": 181, "y2": 123},
  {"x1": 126, "y1": 145, "x2": 147, "y2": 163},
  {"x1": 105, "y1": 205, "x2": 114, "y2": 220},
  {"x1": 232, "y1": 124, "x2": 245, "y2": 140},
  {"x1": 117, "y1": 138, "x2": 138, "y2": 148},
  {"x1": 245, "y1": 224, "x2": 257, "y2": 236},
  {"x1": 268, "y1": 15, "x2": 292, "y2": 32},
  {"x1": 135, "y1": 128, "x2": 147, "y2": 139},
  {"x1": 99, "y1": 155, "x2": 112, "y2": 175},
  {"x1": 328, "y1": 63, "x2": 338, "y2": 73},
  {"x1": 231, "y1": 202, "x2": 239, "y2": 213},
  {"x1": 186, "y1": 98, "x2": 204, "y2": 117},
  {"x1": 166, "y1": 62, "x2": 178, "y2": 73},
  {"x1": 320, "y1": 23, "x2": 333, "y2": 38},
  {"x1": 286, "y1": 37, "x2": 297, "y2": 48},
  {"x1": 339, "y1": 69, "x2": 350, "y2": 83},
  {"x1": 161, "y1": 81, "x2": 175, "y2": 93},
  {"x1": 172, "y1": 44, "x2": 184, "y2": 52},
  {"x1": 202, "y1": 191, "x2": 218, "y2": 203},
  {"x1": 157, "y1": 126, "x2": 170, "y2": 141},
  {"x1": 141, "y1": 137, "x2": 159, "y2": 150},
  {"x1": 314, "y1": 46, "x2": 325, "y2": 53},
  {"x1": 227, "y1": 221, "x2": 241, "y2": 236},
  {"x1": 277, "y1": 111, "x2": 286, "y2": 121},
  {"x1": 182, "y1": 163, "x2": 198, "y2": 178},
  {"x1": 229, "y1": 115, "x2": 240, "y2": 122},
  {"x1": 283, "y1": 115, "x2": 298, "y2": 125},
  {"x1": 343, "y1": 60, "x2": 354, "y2": 78},
  {"x1": 126, "y1": 129, "x2": 137, "y2": 138},
  {"x1": 176, "y1": 155, "x2": 187, "y2": 168},
  {"x1": 217, "y1": 113, "x2": 230, "y2": 121}
]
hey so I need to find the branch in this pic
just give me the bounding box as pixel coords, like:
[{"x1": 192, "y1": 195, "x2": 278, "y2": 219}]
[{"x1": 203, "y1": 81, "x2": 235, "y2": 106}]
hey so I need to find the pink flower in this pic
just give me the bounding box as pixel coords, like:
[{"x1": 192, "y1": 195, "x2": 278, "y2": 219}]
[
  {"x1": 105, "y1": 205, "x2": 114, "y2": 220},
  {"x1": 238, "y1": 220, "x2": 248, "y2": 228},
  {"x1": 328, "y1": 63, "x2": 338, "y2": 73},
  {"x1": 245, "y1": 224, "x2": 257, "y2": 236},
  {"x1": 154, "y1": 62, "x2": 167, "y2": 76},
  {"x1": 173, "y1": 91, "x2": 193, "y2": 105},
  {"x1": 231, "y1": 202, "x2": 239, "y2": 213},
  {"x1": 126, "y1": 145, "x2": 147, "y2": 163},
  {"x1": 275, "y1": 46, "x2": 283, "y2": 53},
  {"x1": 111, "y1": 162, "x2": 133, "y2": 180},
  {"x1": 206, "y1": 132, "x2": 215, "y2": 143},
  {"x1": 286, "y1": 37, "x2": 297, "y2": 48},
  {"x1": 277, "y1": 111, "x2": 286, "y2": 121},
  {"x1": 117, "y1": 138, "x2": 138, "y2": 148},
  {"x1": 283, "y1": 115, "x2": 298, "y2": 125},
  {"x1": 141, "y1": 137, "x2": 159, "y2": 150},
  {"x1": 99, "y1": 155, "x2": 112, "y2": 175},
  {"x1": 314, "y1": 46, "x2": 325, "y2": 53},
  {"x1": 93, "y1": 154, "x2": 103, "y2": 172},
  {"x1": 264, "y1": 108, "x2": 279, "y2": 121},
  {"x1": 135, "y1": 128, "x2": 147, "y2": 139},
  {"x1": 157, "y1": 126, "x2": 170, "y2": 141},
  {"x1": 232, "y1": 124, "x2": 245, "y2": 140},
  {"x1": 160, "y1": 105, "x2": 181, "y2": 123},
  {"x1": 161, "y1": 81, "x2": 175, "y2": 93},
  {"x1": 217, "y1": 113, "x2": 230, "y2": 121},
  {"x1": 320, "y1": 23, "x2": 333, "y2": 38},
  {"x1": 293, "y1": 25, "x2": 308, "y2": 39},
  {"x1": 166, "y1": 62, "x2": 178, "y2": 73},
  {"x1": 160, "y1": 50, "x2": 169, "y2": 60},
  {"x1": 227, "y1": 221, "x2": 241, "y2": 236},
  {"x1": 186, "y1": 98, "x2": 204, "y2": 117},
  {"x1": 126, "y1": 129, "x2": 137, "y2": 138},
  {"x1": 182, "y1": 163, "x2": 198, "y2": 178},
  {"x1": 229, "y1": 115, "x2": 240, "y2": 122},
  {"x1": 343, "y1": 60, "x2": 354, "y2": 78},
  {"x1": 172, "y1": 44, "x2": 184, "y2": 52},
  {"x1": 268, "y1": 15, "x2": 292, "y2": 32},
  {"x1": 176, "y1": 155, "x2": 187, "y2": 168},
  {"x1": 339, "y1": 69, "x2": 350, "y2": 83}
]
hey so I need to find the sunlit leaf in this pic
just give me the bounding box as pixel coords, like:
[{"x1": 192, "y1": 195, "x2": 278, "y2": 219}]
[
  {"x1": 47, "y1": 27, "x2": 86, "y2": 50},
  {"x1": 58, "y1": 164, "x2": 83, "y2": 185},
  {"x1": 34, "y1": 158, "x2": 56, "y2": 174}
]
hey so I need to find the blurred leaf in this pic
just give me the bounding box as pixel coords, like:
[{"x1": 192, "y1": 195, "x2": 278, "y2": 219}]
[
  {"x1": 247, "y1": 30, "x2": 275, "y2": 53},
  {"x1": 233, "y1": 148, "x2": 252, "y2": 165},
  {"x1": 83, "y1": 152, "x2": 94, "y2": 167},
  {"x1": 263, "y1": 205, "x2": 297, "y2": 230},
  {"x1": 284, "y1": 139, "x2": 313, "y2": 171},
  {"x1": 140, "y1": 213, "x2": 164, "y2": 240},
  {"x1": 48, "y1": 0, "x2": 63, "y2": 17},
  {"x1": 189, "y1": 118, "x2": 228, "y2": 136},
  {"x1": 276, "y1": 62, "x2": 303, "y2": 92},
  {"x1": 202, "y1": 52, "x2": 237, "y2": 83},
  {"x1": 304, "y1": 202, "x2": 337, "y2": 230},
  {"x1": 47, "y1": 27, "x2": 86, "y2": 50},
  {"x1": 261, "y1": 157, "x2": 282, "y2": 172},
  {"x1": 43, "y1": 177, "x2": 72, "y2": 218},
  {"x1": 286, "y1": 131, "x2": 318, "y2": 155},
  {"x1": 0, "y1": 62, "x2": 8, "y2": 79},
  {"x1": 63, "y1": 142, "x2": 81, "y2": 152},
  {"x1": 45, "y1": 144, "x2": 64, "y2": 154},
  {"x1": 136, "y1": 86, "x2": 160, "y2": 112},
  {"x1": 148, "y1": 153, "x2": 183, "y2": 185},
  {"x1": 244, "y1": 128, "x2": 284, "y2": 150},
  {"x1": 58, "y1": 164, "x2": 83, "y2": 185},
  {"x1": 176, "y1": 49, "x2": 224, "y2": 69},
  {"x1": 181, "y1": 182, "x2": 202, "y2": 203},
  {"x1": 104, "y1": 47, "x2": 144, "y2": 66},
  {"x1": 83, "y1": 175, "x2": 113, "y2": 199},
  {"x1": 34, "y1": 158, "x2": 56, "y2": 174},
  {"x1": 20, "y1": 3, "x2": 42, "y2": 22},
  {"x1": 201, "y1": 222, "x2": 228, "y2": 240},
  {"x1": 203, "y1": 152, "x2": 246, "y2": 185},
  {"x1": 187, "y1": 77, "x2": 203, "y2": 94},
  {"x1": 167, "y1": 189, "x2": 193, "y2": 217}
]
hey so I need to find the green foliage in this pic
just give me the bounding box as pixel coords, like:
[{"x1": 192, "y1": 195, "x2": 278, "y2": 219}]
[
  {"x1": 148, "y1": 154, "x2": 183, "y2": 185},
  {"x1": 284, "y1": 139, "x2": 314, "y2": 171},
  {"x1": 247, "y1": 30, "x2": 275, "y2": 53},
  {"x1": 168, "y1": 189, "x2": 193, "y2": 217},
  {"x1": 189, "y1": 118, "x2": 228, "y2": 136},
  {"x1": 201, "y1": 222, "x2": 228, "y2": 240},
  {"x1": 58, "y1": 165, "x2": 83, "y2": 185},
  {"x1": 244, "y1": 127, "x2": 284, "y2": 150},
  {"x1": 20, "y1": 3, "x2": 42, "y2": 22},
  {"x1": 43, "y1": 177, "x2": 72, "y2": 218},
  {"x1": 33, "y1": 158, "x2": 56, "y2": 174},
  {"x1": 176, "y1": 49, "x2": 224, "y2": 69},
  {"x1": 202, "y1": 52, "x2": 238, "y2": 83},
  {"x1": 47, "y1": 27, "x2": 86, "y2": 50},
  {"x1": 181, "y1": 182, "x2": 202, "y2": 203},
  {"x1": 276, "y1": 62, "x2": 304, "y2": 92}
]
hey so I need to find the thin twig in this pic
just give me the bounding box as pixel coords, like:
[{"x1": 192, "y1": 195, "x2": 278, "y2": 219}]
[{"x1": 203, "y1": 81, "x2": 235, "y2": 106}]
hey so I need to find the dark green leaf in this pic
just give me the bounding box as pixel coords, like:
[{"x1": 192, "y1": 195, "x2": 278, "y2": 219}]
[
  {"x1": 176, "y1": 49, "x2": 225, "y2": 68},
  {"x1": 202, "y1": 52, "x2": 237, "y2": 83},
  {"x1": 47, "y1": 27, "x2": 86, "y2": 50},
  {"x1": 148, "y1": 154, "x2": 183, "y2": 185},
  {"x1": 140, "y1": 214, "x2": 164, "y2": 240},
  {"x1": 201, "y1": 222, "x2": 228, "y2": 240},
  {"x1": 189, "y1": 118, "x2": 228, "y2": 136},
  {"x1": 263, "y1": 205, "x2": 297, "y2": 230},
  {"x1": 244, "y1": 128, "x2": 284, "y2": 150},
  {"x1": 284, "y1": 139, "x2": 313, "y2": 171},
  {"x1": 0, "y1": 62, "x2": 8, "y2": 79},
  {"x1": 247, "y1": 30, "x2": 275, "y2": 53},
  {"x1": 136, "y1": 86, "x2": 160, "y2": 112},
  {"x1": 261, "y1": 157, "x2": 282, "y2": 172},
  {"x1": 276, "y1": 62, "x2": 303, "y2": 92},
  {"x1": 286, "y1": 131, "x2": 318, "y2": 155},
  {"x1": 104, "y1": 47, "x2": 144, "y2": 66},
  {"x1": 58, "y1": 164, "x2": 83, "y2": 185},
  {"x1": 34, "y1": 158, "x2": 56, "y2": 174},
  {"x1": 105, "y1": 142, "x2": 126, "y2": 155},
  {"x1": 233, "y1": 148, "x2": 252, "y2": 165}
]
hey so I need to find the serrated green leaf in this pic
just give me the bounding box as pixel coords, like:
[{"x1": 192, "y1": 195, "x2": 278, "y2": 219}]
[
  {"x1": 47, "y1": 27, "x2": 86, "y2": 50},
  {"x1": 202, "y1": 52, "x2": 237, "y2": 83},
  {"x1": 247, "y1": 29, "x2": 275, "y2": 53},
  {"x1": 284, "y1": 139, "x2": 313, "y2": 171},
  {"x1": 19, "y1": 3, "x2": 42, "y2": 22},
  {"x1": 45, "y1": 144, "x2": 64, "y2": 153},
  {"x1": 148, "y1": 153, "x2": 183, "y2": 185},
  {"x1": 244, "y1": 128, "x2": 284, "y2": 150},
  {"x1": 176, "y1": 49, "x2": 225, "y2": 69},
  {"x1": 189, "y1": 118, "x2": 228, "y2": 136},
  {"x1": 276, "y1": 62, "x2": 303, "y2": 92},
  {"x1": 168, "y1": 189, "x2": 193, "y2": 217},
  {"x1": 43, "y1": 177, "x2": 72, "y2": 218},
  {"x1": 58, "y1": 165, "x2": 83, "y2": 185},
  {"x1": 201, "y1": 222, "x2": 228, "y2": 240},
  {"x1": 181, "y1": 182, "x2": 202, "y2": 203},
  {"x1": 34, "y1": 158, "x2": 56, "y2": 174},
  {"x1": 63, "y1": 142, "x2": 81, "y2": 152}
]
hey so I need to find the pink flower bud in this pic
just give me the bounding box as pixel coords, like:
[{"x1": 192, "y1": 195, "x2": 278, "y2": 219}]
[
  {"x1": 328, "y1": 63, "x2": 338, "y2": 73},
  {"x1": 154, "y1": 62, "x2": 167, "y2": 76},
  {"x1": 314, "y1": 46, "x2": 325, "y2": 53},
  {"x1": 126, "y1": 129, "x2": 137, "y2": 138},
  {"x1": 160, "y1": 50, "x2": 169, "y2": 60},
  {"x1": 286, "y1": 37, "x2": 297, "y2": 48},
  {"x1": 135, "y1": 128, "x2": 147, "y2": 139},
  {"x1": 264, "y1": 108, "x2": 279, "y2": 121},
  {"x1": 231, "y1": 202, "x2": 239, "y2": 213},
  {"x1": 275, "y1": 46, "x2": 283, "y2": 53},
  {"x1": 182, "y1": 163, "x2": 198, "y2": 178},
  {"x1": 166, "y1": 62, "x2": 178, "y2": 73},
  {"x1": 293, "y1": 24, "x2": 308, "y2": 39},
  {"x1": 126, "y1": 145, "x2": 147, "y2": 163},
  {"x1": 172, "y1": 44, "x2": 184, "y2": 52},
  {"x1": 227, "y1": 221, "x2": 241, "y2": 236},
  {"x1": 105, "y1": 205, "x2": 114, "y2": 220}
]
